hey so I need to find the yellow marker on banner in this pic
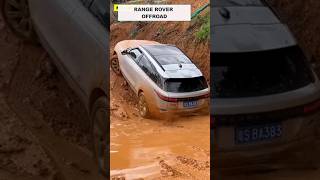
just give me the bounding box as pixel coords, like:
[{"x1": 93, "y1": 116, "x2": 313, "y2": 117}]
[{"x1": 114, "y1": 4, "x2": 119, "y2": 12}]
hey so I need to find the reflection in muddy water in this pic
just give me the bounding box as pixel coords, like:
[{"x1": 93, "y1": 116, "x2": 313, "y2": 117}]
[{"x1": 110, "y1": 113, "x2": 210, "y2": 179}]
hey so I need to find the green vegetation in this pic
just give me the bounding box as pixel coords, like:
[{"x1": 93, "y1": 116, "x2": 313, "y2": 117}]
[
  {"x1": 195, "y1": 12, "x2": 210, "y2": 42},
  {"x1": 130, "y1": 30, "x2": 138, "y2": 38},
  {"x1": 158, "y1": 26, "x2": 165, "y2": 34}
]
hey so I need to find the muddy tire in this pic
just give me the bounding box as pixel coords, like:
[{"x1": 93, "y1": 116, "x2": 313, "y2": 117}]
[
  {"x1": 91, "y1": 96, "x2": 109, "y2": 176},
  {"x1": 1, "y1": 0, "x2": 38, "y2": 43},
  {"x1": 138, "y1": 92, "x2": 150, "y2": 118},
  {"x1": 111, "y1": 56, "x2": 121, "y2": 75}
]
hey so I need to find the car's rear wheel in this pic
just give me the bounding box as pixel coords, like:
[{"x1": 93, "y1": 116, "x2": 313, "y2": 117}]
[
  {"x1": 1, "y1": 0, "x2": 38, "y2": 43},
  {"x1": 138, "y1": 92, "x2": 150, "y2": 118},
  {"x1": 91, "y1": 96, "x2": 109, "y2": 176},
  {"x1": 111, "y1": 56, "x2": 121, "y2": 75}
]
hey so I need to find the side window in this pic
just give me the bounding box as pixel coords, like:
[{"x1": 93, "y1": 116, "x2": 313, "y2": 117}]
[
  {"x1": 89, "y1": 0, "x2": 108, "y2": 27},
  {"x1": 138, "y1": 56, "x2": 162, "y2": 88},
  {"x1": 129, "y1": 49, "x2": 142, "y2": 61}
]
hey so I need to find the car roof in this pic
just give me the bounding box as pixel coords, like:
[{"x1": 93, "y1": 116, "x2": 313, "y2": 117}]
[
  {"x1": 211, "y1": 2, "x2": 297, "y2": 53},
  {"x1": 141, "y1": 44, "x2": 190, "y2": 65},
  {"x1": 139, "y1": 45, "x2": 203, "y2": 79}
]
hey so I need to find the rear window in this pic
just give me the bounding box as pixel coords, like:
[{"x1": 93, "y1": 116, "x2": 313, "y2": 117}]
[
  {"x1": 165, "y1": 77, "x2": 208, "y2": 93},
  {"x1": 212, "y1": 46, "x2": 314, "y2": 98},
  {"x1": 213, "y1": 0, "x2": 264, "y2": 7}
]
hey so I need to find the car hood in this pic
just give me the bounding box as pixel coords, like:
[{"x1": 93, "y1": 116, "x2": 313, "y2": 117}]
[{"x1": 211, "y1": 7, "x2": 296, "y2": 53}]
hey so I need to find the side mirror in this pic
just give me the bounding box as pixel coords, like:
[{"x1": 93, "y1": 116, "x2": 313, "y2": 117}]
[{"x1": 121, "y1": 49, "x2": 129, "y2": 55}]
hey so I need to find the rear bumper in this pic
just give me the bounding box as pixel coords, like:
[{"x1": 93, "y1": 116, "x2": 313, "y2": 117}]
[
  {"x1": 158, "y1": 98, "x2": 209, "y2": 114},
  {"x1": 214, "y1": 111, "x2": 320, "y2": 170}
]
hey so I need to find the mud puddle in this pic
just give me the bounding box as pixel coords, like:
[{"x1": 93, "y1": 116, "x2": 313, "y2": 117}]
[{"x1": 110, "y1": 114, "x2": 210, "y2": 179}]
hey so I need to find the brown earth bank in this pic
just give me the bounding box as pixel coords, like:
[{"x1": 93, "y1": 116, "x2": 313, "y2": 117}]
[
  {"x1": 269, "y1": 0, "x2": 320, "y2": 61},
  {"x1": 110, "y1": 0, "x2": 210, "y2": 179}
]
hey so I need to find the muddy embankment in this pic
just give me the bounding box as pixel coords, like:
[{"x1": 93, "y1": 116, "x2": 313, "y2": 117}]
[
  {"x1": 110, "y1": 0, "x2": 210, "y2": 179},
  {"x1": 269, "y1": 0, "x2": 320, "y2": 60}
]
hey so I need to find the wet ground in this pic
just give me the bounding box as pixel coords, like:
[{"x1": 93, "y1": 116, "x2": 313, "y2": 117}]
[{"x1": 109, "y1": 72, "x2": 210, "y2": 179}]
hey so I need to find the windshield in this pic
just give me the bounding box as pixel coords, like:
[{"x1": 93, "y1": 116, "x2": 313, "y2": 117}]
[
  {"x1": 211, "y1": 46, "x2": 314, "y2": 98},
  {"x1": 165, "y1": 77, "x2": 208, "y2": 93},
  {"x1": 213, "y1": 0, "x2": 264, "y2": 7}
]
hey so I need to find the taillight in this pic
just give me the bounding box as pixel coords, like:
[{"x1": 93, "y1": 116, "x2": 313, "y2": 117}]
[
  {"x1": 304, "y1": 100, "x2": 320, "y2": 113},
  {"x1": 155, "y1": 90, "x2": 209, "y2": 102},
  {"x1": 155, "y1": 90, "x2": 178, "y2": 102},
  {"x1": 201, "y1": 93, "x2": 210, "y2": 99}
]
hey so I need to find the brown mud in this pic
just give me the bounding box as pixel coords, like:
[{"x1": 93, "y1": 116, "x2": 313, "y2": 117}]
[{"x1": 110, "y1": 72, "x2": 210, "y2": 179}]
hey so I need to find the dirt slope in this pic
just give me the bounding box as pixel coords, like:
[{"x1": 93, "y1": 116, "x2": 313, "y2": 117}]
[
  {"x1": 269, "y1": 0, "x2": 320, "y2": 60},
  {"x1": 110, "y1": 0, "x2": 210, "y2": 79}
]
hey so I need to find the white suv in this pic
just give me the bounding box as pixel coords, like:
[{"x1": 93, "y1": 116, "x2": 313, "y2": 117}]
[{"x1": 112, "y1": 40, "x2": 209, "y2": 118}]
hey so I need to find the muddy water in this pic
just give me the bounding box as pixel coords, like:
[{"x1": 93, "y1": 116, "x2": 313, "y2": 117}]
[
  {"x1": 110, "y1": 115, "x2": 210, "y2": 166},
  {"x1": 110, "y1": 114, "x2": 210, "y2": 178}
]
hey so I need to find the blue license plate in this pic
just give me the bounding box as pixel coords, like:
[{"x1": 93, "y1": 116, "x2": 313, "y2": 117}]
[
  {"x1": 183, "y1": 100, "x2": 198, "y2": 108},
  {"x1": 235, "y1": 123, "x2": 282, "y2": 144}
]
